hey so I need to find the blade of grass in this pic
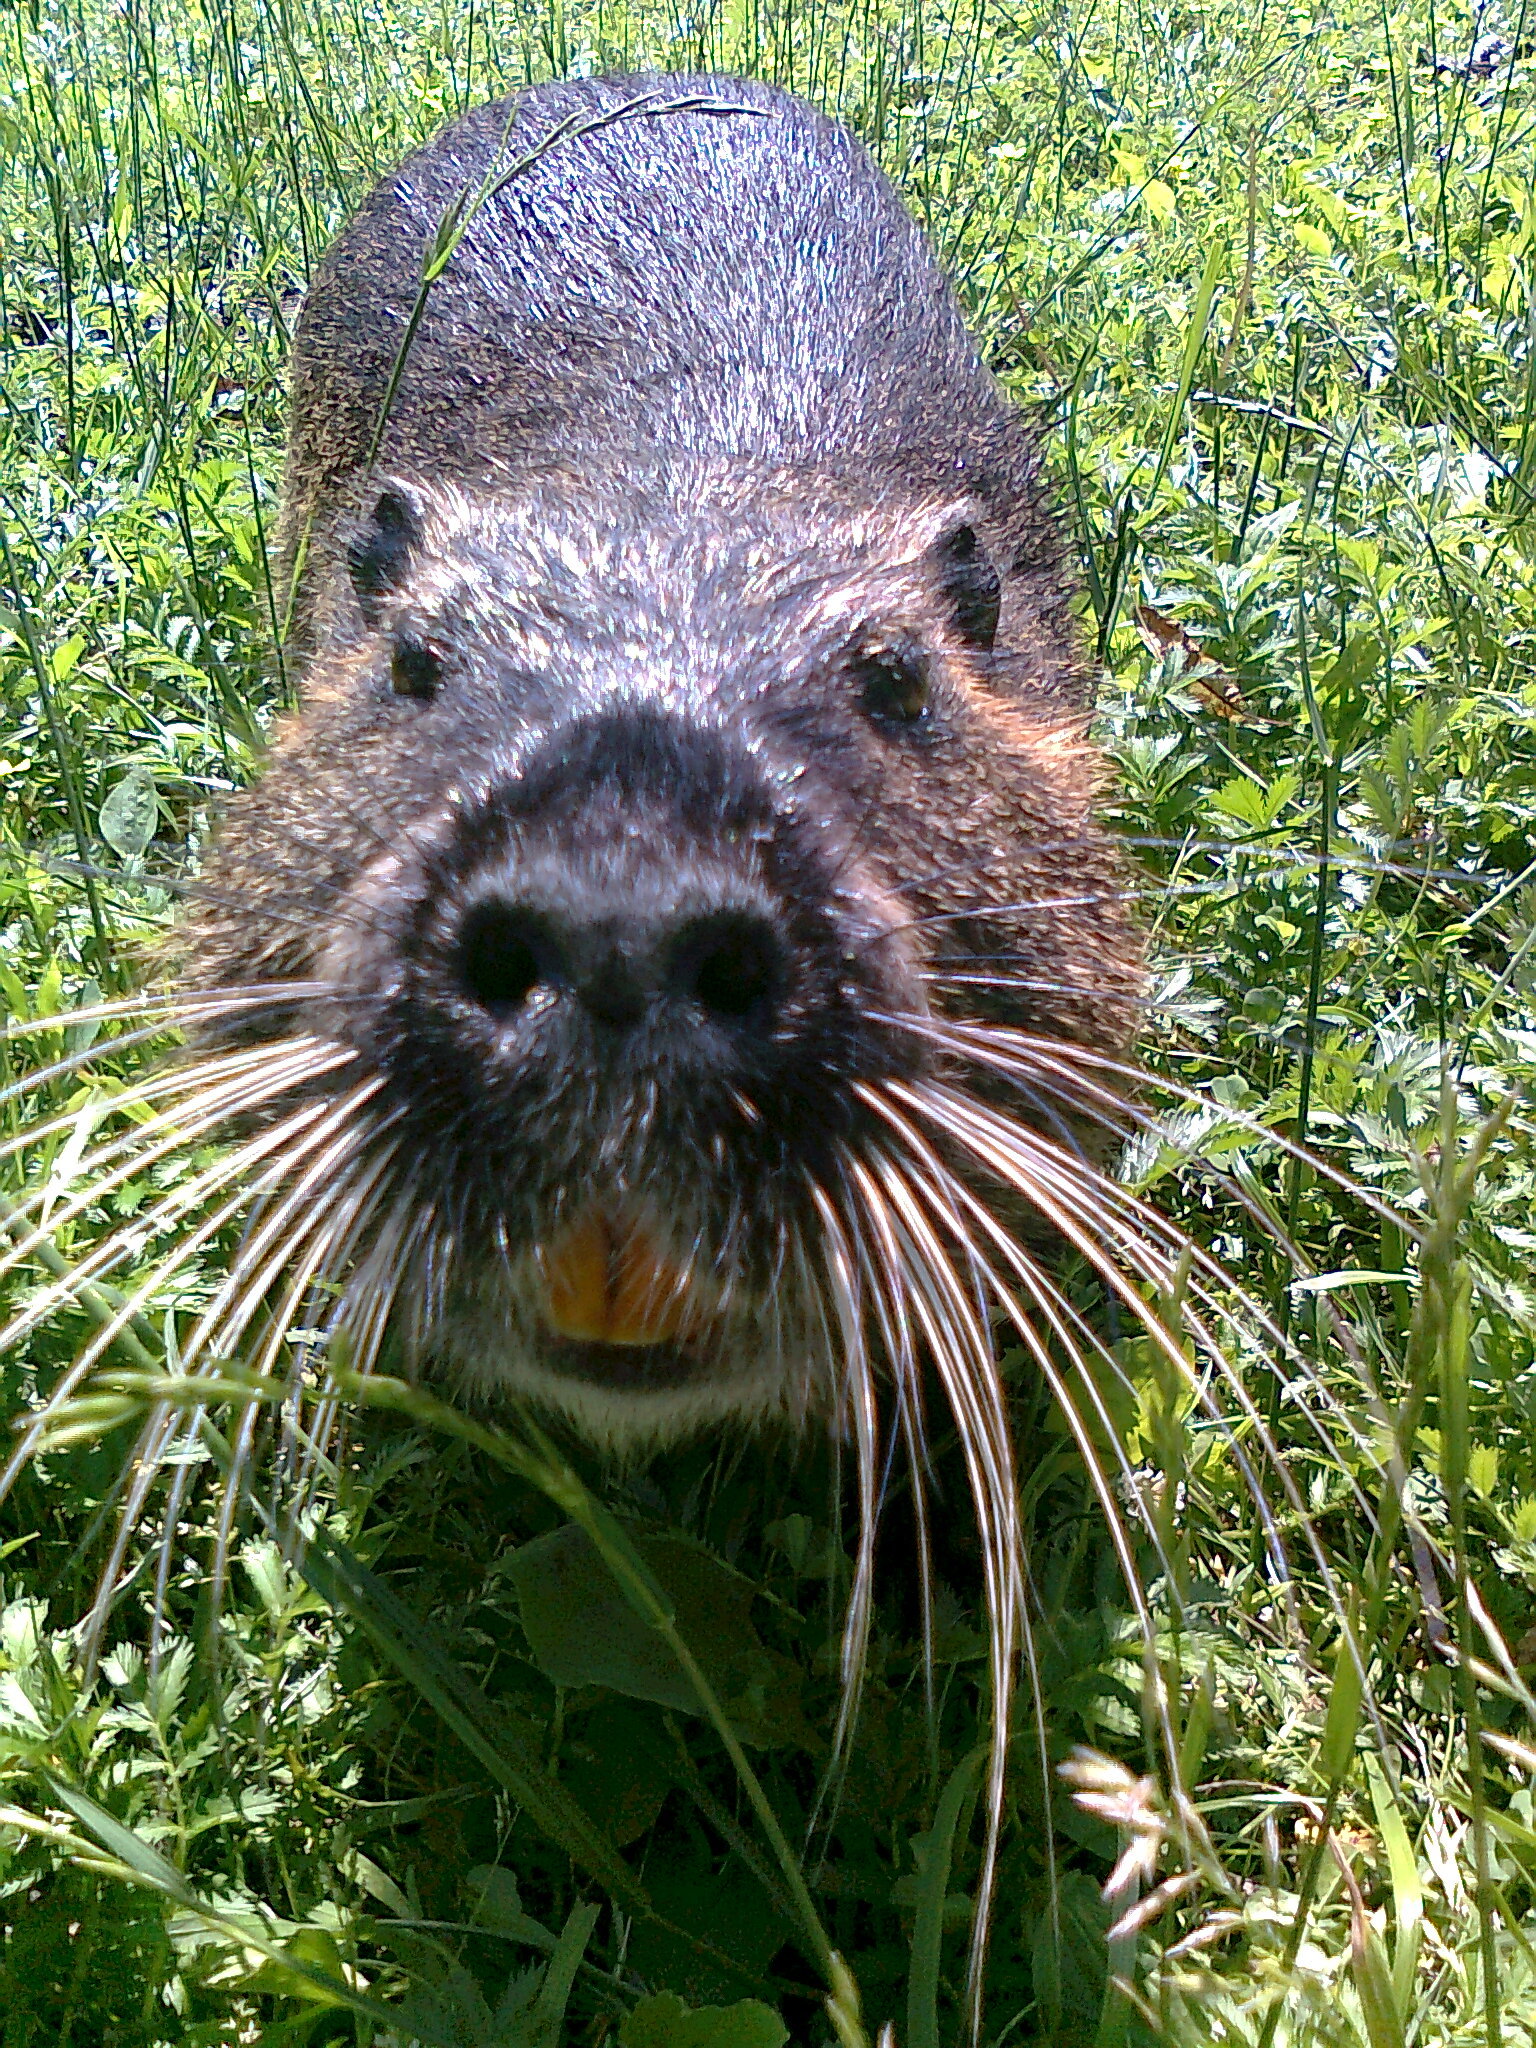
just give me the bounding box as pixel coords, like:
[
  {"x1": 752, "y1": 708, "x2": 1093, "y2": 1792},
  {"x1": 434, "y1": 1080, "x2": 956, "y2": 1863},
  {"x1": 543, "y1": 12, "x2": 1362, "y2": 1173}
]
[
  {"x1": 906, "y1": 1747, "x2": 983, "y2": 2048},
  {"x1": 335, "y1": 1368, "x2": 872, "y2": 2048},
  {"x1": 298, "y1": 1521, "x2": 651, "y2": 1916},
  {"x1": 30, "y1": 1776, "x2": 462, "y2": 2044}
]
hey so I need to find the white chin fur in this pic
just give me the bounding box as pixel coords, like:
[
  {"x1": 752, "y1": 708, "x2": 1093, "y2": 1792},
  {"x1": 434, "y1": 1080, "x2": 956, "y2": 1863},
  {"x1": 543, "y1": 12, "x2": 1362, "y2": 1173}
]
[{"x1": 430, "y1": 1326, "x2": 832, "y2": 1451}]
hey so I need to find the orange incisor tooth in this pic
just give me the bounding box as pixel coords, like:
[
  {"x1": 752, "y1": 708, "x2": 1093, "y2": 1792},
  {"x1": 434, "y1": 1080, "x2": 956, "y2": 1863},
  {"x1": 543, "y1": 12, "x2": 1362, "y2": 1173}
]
[{"x1": 541, "y1": 1209, "x2": 691, "y2": 1346}]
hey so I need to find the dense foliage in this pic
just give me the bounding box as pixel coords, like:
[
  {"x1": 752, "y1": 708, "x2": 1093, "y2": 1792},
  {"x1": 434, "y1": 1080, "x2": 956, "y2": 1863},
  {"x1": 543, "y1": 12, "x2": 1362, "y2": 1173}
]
[{"x1": 1, "y1": 0, "x2": 1534, "y2": 2040}]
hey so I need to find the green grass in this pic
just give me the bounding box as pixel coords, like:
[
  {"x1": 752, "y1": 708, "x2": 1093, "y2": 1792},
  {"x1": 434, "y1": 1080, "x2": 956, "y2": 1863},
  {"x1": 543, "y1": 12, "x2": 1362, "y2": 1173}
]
[{"x1": 2, "y1": 0, "x2": 1535, "y2": 2041}]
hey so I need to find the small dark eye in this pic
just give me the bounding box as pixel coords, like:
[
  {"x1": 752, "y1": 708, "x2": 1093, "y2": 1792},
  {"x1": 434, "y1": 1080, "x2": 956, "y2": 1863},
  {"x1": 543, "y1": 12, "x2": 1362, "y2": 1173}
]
[
  {"x1": 391, "y1": 639, "x2": 442, "y2": 701},
  {"x1": 858, "y1": 645, "x2": 930, "y2": 726}
]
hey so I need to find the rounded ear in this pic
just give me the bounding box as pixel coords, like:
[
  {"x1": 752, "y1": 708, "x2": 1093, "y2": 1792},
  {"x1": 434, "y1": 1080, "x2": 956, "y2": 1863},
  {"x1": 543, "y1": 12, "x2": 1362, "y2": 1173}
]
[
  {"x1": 931, "y1": 521, "x2": 1001, "y2": 651},
  {"x1": 347, "y1": 485, "x2": 423, "y2": 626}
]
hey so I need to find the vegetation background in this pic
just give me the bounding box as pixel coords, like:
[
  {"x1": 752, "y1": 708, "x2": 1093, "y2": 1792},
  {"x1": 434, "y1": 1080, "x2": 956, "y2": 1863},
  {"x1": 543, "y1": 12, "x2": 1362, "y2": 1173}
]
[{"x1": 1, "y1": 0, "x2": 1534, "y2": 2040}]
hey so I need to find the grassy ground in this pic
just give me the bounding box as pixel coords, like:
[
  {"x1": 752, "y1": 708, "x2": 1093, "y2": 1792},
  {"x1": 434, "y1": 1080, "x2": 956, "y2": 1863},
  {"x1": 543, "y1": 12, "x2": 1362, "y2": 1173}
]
[{"x1": 1, "y1": 0, "x2": 1535, "y2": 2041}]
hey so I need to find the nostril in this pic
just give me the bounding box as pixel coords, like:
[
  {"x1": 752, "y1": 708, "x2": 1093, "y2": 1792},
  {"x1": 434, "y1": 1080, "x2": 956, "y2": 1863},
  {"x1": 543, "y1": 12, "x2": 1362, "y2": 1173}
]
[
  {"x1": 457, "y1": 902, "x2": 559, "y2": 1015},
  {"x1": 673, "y1": 912, "x2": 786, "y2": 1023}
]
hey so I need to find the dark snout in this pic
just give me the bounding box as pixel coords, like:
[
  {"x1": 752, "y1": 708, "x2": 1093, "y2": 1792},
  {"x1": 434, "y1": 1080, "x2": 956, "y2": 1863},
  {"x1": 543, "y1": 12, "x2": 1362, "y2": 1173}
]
[
  {"x1": 290, "y1": 705, "x2": 934, "y2": 1409},
  {"x1": 421, "y1": 709, "x2": 801, "y2": 1086},
  {"x1": 454, "y1": 876, "x2": 789, "y2": 1038},
  {"x1": 346, "y1": 702, "x2": 928, "y2": 1292}
]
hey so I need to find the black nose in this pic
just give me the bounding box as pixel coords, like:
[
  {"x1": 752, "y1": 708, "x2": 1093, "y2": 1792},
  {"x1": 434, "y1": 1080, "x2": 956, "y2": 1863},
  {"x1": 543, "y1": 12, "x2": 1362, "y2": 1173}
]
[{"x1": 455, "y1": 898, "x2": 787, "y2": 1031}]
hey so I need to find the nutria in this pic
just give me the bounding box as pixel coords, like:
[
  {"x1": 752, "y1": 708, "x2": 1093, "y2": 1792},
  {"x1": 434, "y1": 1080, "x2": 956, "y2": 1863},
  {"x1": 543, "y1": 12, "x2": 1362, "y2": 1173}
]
[
  {"x1": 0, "y1": 70, "x2": 1160, "y2": 1986},
  {"x1": 171, "y1": 70, "x2": 1142, "y2": 1451},
  {"x1": 0, "y1": 73, "x2": 1410, "y2": 2040},
  {"x1": 0, "y1": 79, "x2": 1155, "y2": 1874},
  {"x1": 0, "y1": 73, "x2": 1222, "y2": 2017}
]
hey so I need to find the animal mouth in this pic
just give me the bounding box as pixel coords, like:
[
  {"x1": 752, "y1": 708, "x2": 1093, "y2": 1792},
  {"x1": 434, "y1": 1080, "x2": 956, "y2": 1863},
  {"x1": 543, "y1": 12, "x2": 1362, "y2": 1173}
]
[{"x1": 535, "y1": 1203, "x2": 707, "y2": 1350}]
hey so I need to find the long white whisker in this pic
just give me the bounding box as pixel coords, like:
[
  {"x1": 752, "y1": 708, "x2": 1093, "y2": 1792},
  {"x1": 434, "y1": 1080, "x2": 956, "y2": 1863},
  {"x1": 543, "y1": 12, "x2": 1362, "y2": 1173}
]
[
  {"x1": 2, "y1": 982, "x2": 339, "y2": 1044},
  {"x1": 888, "y1": 1012, "x2": 1415, "y2": 1237},
  {"x1": 288, "y1": 1187, "x2": 420, "y2": 1529},
  {"x1": 0, "y1": 1113, "x2": 336, "y2": 1379},
  {"x1": 148, "y1": 1412, "x2": 206, "y2": 1667},
  {"x1": 177, "y1": 1081, "x2": 390, "y2": 1374},
  {"x1": 838, "y1": 1145, "x2": 1017, "y2": 2036},
  {"x1": 900, "y1": 1076, "x2": 1388, "y2": 1515},
  {"x1": 808, "y1": 1183, "x2": 878, "y2": 1768},
  {"x1": 207, "y1": 1148, "x2": 396, "y2": 1615},
  {"x1": 881, "y1": 1020, "x2": 1395, "y2": 1462},
  {"x1": 836, "y1": 1167, "x2": 940, "y2": 1734},
  {"x1": 82, "y1": 1089, "x2": 389, "y2": 1651},
  {"x1": 859, "y1": 1082, "x2": 1208, "y2": 1603},
  {"x1": 0, "y1": 1088, "x2": 382, "y2": 1504},
  {"x1": 0, "y1": 986, "x2": 341, "y2": 1111},
  {"x1": 853, "y1": 1080, "x2": 1302, "y2": 1911},
  {"x1": 981, "y1": 1053, "x2": 1380, "y2": 1360},
  {"x1": 278, "y1": 1189, "x2": 428, "y2": 1548},
  {"x1": 885, "y1": 1078, "x2": 1393, "y2": 1756},
  {"x1": 0, "y1": 1049, "x2": 358, "y2": 1354},
  {"x1": 0, "y1": 1040, "x2": 316, "y2": 1187},
  {"x1": 86, "y1": 1404, "x2": 196, "y2": 1657},
  {"x1": 0, "y1": 1042, "x2": 353, "y2": 1282}
]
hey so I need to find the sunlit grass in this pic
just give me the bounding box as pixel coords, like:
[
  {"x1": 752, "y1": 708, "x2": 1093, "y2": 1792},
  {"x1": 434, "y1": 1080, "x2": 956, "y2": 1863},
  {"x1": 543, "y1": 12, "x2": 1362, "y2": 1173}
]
[{"x1": 1, "y1": 0, "x2": 1534, "y2": 2040}]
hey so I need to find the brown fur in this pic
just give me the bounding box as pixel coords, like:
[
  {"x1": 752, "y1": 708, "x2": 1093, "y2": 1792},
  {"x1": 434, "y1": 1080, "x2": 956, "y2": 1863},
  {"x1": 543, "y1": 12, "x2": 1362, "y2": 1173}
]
[{"x1": 179, "y1": 73, "x2": 1143, "y2": 1434}]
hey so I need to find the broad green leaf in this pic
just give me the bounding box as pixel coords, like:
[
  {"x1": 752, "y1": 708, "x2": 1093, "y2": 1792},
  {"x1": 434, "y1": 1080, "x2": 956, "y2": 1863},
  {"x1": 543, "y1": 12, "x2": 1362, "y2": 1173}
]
[
  {"x1": 1467, "y1": 1443, "x2": 1499, "y2": 1497},
  {"x1": 1209, "y1": 771, "x2": 1301, "y2": 831},
  {"x1": 98, "y1": 766, "x2": 159, "y2": 858},
  {"x1": 248, "y1": 1927, "x2": 351, "y2": 2007},
  {"x1": 50, "y1": 632, "x2": 85, "y2": 682},
  {"x1": 507, "y1": 1524, "x2": 803, "y2": 1744},
  {"x1": 299, "y1": 1525, "x2": 648, "y2": 1912},
  {"x1": 1314, "y1": 634, "x2": 1381, "y2": 750},
  {"x1": 558, "y1": 1699, "x2": 669, "y2": 1847},
  {"x1": 621, "y1": 1991, "x2": 789, "y2": 2048},
  {"x1": 623, "y1": 1845, "x2": 791, "y2": 2005}
]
